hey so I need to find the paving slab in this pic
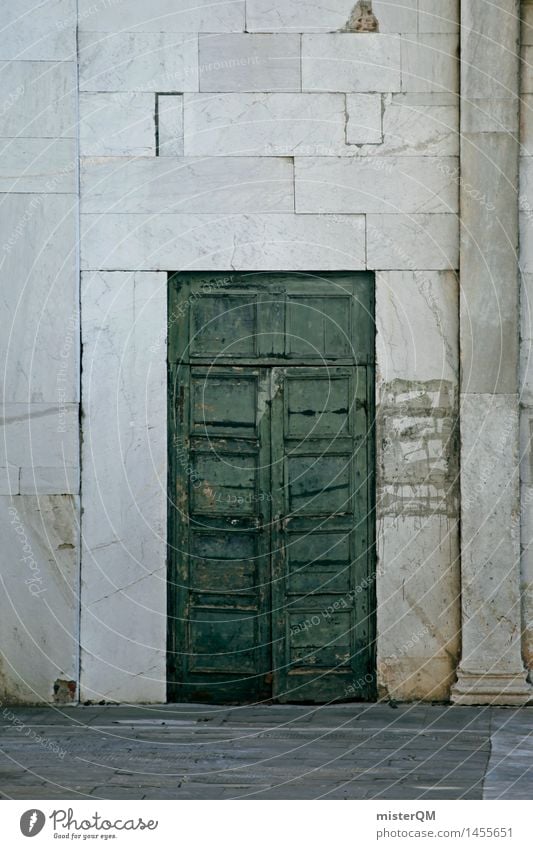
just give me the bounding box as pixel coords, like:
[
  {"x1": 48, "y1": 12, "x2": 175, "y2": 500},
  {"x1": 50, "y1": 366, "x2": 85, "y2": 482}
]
[{"x1": 0, "y1": 704, "x2": 531, "y2": 799}]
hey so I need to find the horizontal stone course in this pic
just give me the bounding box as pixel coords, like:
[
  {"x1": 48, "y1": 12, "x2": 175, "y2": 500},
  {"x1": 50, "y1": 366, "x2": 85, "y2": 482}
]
[
  {"x1": 77, "y1": 0, "x2": 245, "y2": 32},
  {"x1": 81, "y1": 156, "x2": 294, "y2": 213},
  {"x1": 80, "y1": 212, "x2": 366, "y2": 270},
  {"x1": 79, "y1": 31, "x2": 199, "y2": 92},
  {"x1": 184, "y1": 92, "x2": 348, "y2": 155},
  {"x1": 199, "y1": 34, "x2": 301, "y2": 91},
  {"x1": 302, "y1": 34, "x2": 401, "y2": 92},
  {"x1": 245, "y1": 0, "x2": 419, "y2": 33},
  {"x1": 295, "y1": 156, "x2": 458, "y2": 213}
]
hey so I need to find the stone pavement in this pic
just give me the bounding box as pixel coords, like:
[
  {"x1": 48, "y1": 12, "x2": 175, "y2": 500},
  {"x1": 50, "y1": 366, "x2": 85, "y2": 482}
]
[{"x1": 0, "y1": 703, "x2": 531, "y2": 800}]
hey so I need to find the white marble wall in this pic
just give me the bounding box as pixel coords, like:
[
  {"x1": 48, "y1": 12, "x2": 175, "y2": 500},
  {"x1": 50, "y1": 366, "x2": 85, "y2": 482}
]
[
  {"x1": 0, "y1": 0, "x2": 465, "y2": 704},
  {"x1": 0, "y1": 2, "x2": 80, "y2": 703},
  {"x1": 76, "y1": 0, "x2": 461, "y2": 703},
  {"x1": 80, "y1": 272, "x2": 167, "y2": 703}
]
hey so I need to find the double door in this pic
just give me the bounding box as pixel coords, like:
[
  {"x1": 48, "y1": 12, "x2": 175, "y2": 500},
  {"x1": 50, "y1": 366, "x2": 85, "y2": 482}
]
[{"x1": 168, "y1": 273, "x2": 375, "y2": 703}]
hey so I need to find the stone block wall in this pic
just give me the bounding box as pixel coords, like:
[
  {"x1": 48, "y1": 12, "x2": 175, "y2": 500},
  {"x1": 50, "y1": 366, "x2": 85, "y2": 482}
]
[
  {"x1": 78, "y1": 0, "x2": 461, "y2": 703},
  {"x1": 1, "y1": 0, "x2": 466, "y2": 703},
  {"x1": 0, "y1": 1, "x2": 79, "y2": 703}
]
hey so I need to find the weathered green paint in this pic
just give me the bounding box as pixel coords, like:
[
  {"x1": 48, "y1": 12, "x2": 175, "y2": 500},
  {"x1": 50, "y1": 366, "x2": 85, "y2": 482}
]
[{"x1": 168, "y1": 272, "x2": 375, "y2": 704}]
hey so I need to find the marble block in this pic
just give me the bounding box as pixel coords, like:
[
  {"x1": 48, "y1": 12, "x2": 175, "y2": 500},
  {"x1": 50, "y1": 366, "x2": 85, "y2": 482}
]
[
  {"x1": 80, "y1": 271, "x2": 167, "y2": 703},
  {"x1": 79, "y1": 31, "x2": 199, "y2": 92},
  {"x1": 80, "y1": 92, "x2": 156, "y2": 156},
  {"x1": 80, "y1": 212, "x2": 366, "y2": 271},
  {"x1": 0, "y1": 495, "x2": 78, "y2": 704},
  {"x1": 81, "y1": 156, "x2": 294, "y2": 214}
]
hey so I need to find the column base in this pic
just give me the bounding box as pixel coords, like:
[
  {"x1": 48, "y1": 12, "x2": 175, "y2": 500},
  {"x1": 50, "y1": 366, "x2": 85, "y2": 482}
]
[{"x1": 451, "y1": 669, "x2": 533, "y2": 706}]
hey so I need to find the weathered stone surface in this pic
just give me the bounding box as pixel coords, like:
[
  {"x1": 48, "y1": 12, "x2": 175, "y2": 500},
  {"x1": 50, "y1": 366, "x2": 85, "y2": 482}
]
[
  {"x1": 295, "y1": 156, "x2": 458, "y2": 213},
  {"x1": 19, "y1": 467, "x2": 79, "y2": 496},
  {"x1": 0, "y1": 404, "x2": 78, "y2": 471},
  {"x1": 376, "y1": 515, "x2": 460, "y2": 701},
  {"x1": 157, "y1": 94, "x2": 183, "y2": 156},
  {"x1": 462, "y1": 0, "x2": 520, "y2": 99},
  {"x1": 77, "y1": 0, "x2": 245, "y2": 32},
  {"x1": 80, "y1": 213, "x2": 366, "y2": 270},
  {"x1": 350, "y1": 92, "x2": 458, "y2": 155},
  {"x1": 0, "y1": 61, "x2": 76, "y2": 137},
  {"x1": 453, "y1": 394, "x2": 530, "y2": 704},
  {"x1": 376, "y1": 271, "x2": 458, "y2": 385},
  {"x1": 302, "y1": 34, "x2": 401, "y2": 91},
  {"x1": 80, "y1": 272, "x2": 167, "y2": 703},
  {"x1": 1, "y1": 703, "x2": 516, "y2": 800},
  {"x1": 377, "y1": 378, "x2": 459, "y2": 518},
  {"x1": 461, "y1": 133, "x2": 519, "y2": 394},
  {"x1": 245, "y1": 0, "x2": 418, "y2": 33},
  {"x1": 345, "y1": 93, "x2": 383, "y2": 144},
  {"x1": 401, "y1": 34, "x2": 458, "y2": 93},
  {"x1": 0, "y1": 138, "x2": 76, "y2": 193},
  {"x1": 464, "y1": 98, "x2": 519, "y2": 135},
  {"x1": 0, "y1": 495, "x2": 78, "y2": 704},
  {"x1": 367, "y1": 213, "x2": 459, "y2": 269},
  {"x1": 0, "y1": 194, "x2": 78, "y2": 404},
  {"x1": 79, "y1": 92, "x2": 156, "y2": 156},
  {"x1": 81, "y1": 156, "x2": 294, "y2": 213},
  {"x1": 0, "y1": 0, "x2": 76, "y2": 60},
  {"x1": 418, "y1": 0, "x2": 459, "y2": 33},
  {"x1": 199, "y1": 34, "x2": 301, "y2": 91},
  {"x1": 485, "y1": 715, "x2": 533, "y2": 798},
  {"x1": 184, "y1": 93, "x2": 348, "y2": 155},
  {"x1": 79, "y1": 31, "x2": 199, "y2": 92}
]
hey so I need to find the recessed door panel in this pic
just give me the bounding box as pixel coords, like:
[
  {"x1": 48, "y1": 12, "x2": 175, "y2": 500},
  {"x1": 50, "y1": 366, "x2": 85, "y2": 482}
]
[{"x1": 168, "y1": 272, "x2": 375, "y2": 704}]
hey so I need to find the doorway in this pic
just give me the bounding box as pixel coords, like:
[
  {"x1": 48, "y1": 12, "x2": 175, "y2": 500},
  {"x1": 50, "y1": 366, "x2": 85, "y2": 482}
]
[{"x1": 167, "y1": 272, "x2": 375, "y2": 703}]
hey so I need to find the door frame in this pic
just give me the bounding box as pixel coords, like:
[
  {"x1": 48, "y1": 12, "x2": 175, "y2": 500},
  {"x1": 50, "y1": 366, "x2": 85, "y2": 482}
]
[{"x1": 166, "y1": 271, "x2": 376, "y2": 703}]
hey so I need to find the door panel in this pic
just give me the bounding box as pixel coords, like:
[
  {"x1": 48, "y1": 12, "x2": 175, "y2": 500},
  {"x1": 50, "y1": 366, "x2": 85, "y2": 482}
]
[
  {"x1": 169, "y1": 272, "x2": 374, "y2": 366},
  {"x1": 168, "y1": 365, "x2": 273, "y2": 703},
  {"x1": 271, "y1": 368, "x2": 374, "y2": 702},
  {"x1": 168, "y1": 272, "x2": 375, "y2": 704}
]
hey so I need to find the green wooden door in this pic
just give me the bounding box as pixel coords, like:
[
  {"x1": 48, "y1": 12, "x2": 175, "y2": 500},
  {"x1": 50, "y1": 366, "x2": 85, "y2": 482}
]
[{"x1": 168, "y1": 273, "x2": 375, "y2": 703}]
